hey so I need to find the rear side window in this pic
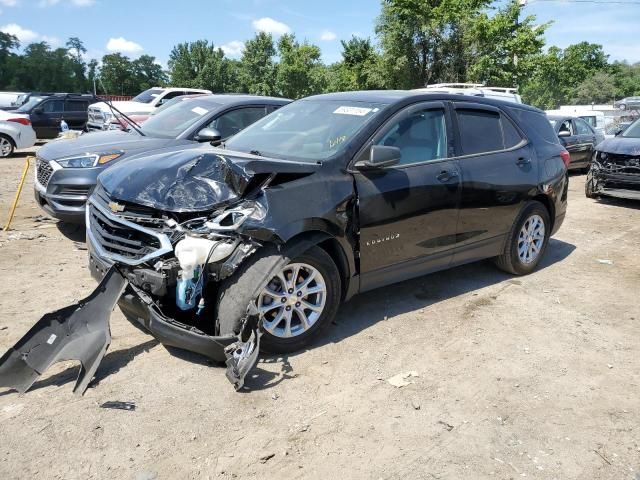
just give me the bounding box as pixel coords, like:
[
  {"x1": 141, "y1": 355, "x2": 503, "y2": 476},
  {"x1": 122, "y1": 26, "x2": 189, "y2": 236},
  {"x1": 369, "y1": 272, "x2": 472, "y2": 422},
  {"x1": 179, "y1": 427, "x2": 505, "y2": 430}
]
[
  {"x1": 456, "y1": 108, "x2": 523, "y2": 155},
  {"x1": 65, "y1": 100, "x2": 88, "y2": 112},
  {"x1": 457, "y1": 109, "x2": 502, "y2": 154}
]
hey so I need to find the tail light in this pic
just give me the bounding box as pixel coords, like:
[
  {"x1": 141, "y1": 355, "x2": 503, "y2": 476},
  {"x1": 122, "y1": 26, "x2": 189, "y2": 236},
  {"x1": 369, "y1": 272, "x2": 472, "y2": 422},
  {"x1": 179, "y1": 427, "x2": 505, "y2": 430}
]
[
  {"x1": 7, "y1": 117, "x2": 31, "y2": 126},
  {"x1": 560, "y1": 150, "x2": 571, "y2": 168}
]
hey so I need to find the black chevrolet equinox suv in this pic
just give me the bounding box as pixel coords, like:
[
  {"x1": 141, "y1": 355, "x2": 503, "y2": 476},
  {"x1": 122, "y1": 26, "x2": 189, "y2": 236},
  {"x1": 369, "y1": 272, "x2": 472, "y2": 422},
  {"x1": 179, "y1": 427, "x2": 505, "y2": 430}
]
[
  {"x1": 85, "y1": 90, "x2": 568, "y2": 362},
  {"x1": 0, "y1": 91, "x2": 571, "y2": 394}
]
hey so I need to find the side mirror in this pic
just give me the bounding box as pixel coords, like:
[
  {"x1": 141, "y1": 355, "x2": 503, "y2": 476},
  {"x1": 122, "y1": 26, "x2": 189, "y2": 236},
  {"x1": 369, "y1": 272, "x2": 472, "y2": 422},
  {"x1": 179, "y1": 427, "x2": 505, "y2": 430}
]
[
  {"x1": 558, "y1": 130, "x2": 571, "y2": 138},
  {"x1": 614, "y1": 127, "x2": 624, "y2": 136},
  {"x1": 355, "y1": 145, "x2": 401, "y2": 170},
  {"x1": 195, "y1": 127, "x2": 222, "y2": 145},
  {"x1": 33, "y1": 107, "x2": 44, "y2": 115}
]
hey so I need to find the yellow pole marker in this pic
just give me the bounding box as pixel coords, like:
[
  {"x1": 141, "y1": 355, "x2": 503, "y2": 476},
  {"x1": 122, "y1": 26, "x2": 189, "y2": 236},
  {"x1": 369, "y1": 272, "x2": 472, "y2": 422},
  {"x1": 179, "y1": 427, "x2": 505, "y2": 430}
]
[{"x1": 3, "y1": 156, "x2": 33, "y2": 232}]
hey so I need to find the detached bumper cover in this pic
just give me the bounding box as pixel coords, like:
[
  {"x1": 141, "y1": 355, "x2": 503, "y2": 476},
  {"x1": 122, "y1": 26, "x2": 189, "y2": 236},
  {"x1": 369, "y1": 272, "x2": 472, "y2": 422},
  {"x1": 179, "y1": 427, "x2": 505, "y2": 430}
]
[{"x1": 0, "y1": 267, "x2": 262, "y2": 395}]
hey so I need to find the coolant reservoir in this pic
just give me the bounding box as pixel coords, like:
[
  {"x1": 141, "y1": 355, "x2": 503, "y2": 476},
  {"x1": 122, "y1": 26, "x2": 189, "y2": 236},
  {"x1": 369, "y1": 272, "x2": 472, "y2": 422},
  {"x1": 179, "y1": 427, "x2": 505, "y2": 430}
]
[{"x1": 174, "y1": 237, "x2": 235, "y2": 279}]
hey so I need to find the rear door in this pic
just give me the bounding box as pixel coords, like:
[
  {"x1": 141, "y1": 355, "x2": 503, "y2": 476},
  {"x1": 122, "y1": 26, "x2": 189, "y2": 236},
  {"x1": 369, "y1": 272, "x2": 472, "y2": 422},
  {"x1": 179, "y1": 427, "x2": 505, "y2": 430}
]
[
  {"x1": 64, "y1": 99, "x2": 89, "y2": 130},
  {"x1": 452, "y1": 102, "x2": 536, "y2": 264},
  {"x1": 556, "y1": 118, "x2": 580, "y2": 167},
  {"x1": 353, "y1": 101, "x2": 462, "y2": 291},
  {"x1": 32, "y1": 98, "x2": 65, "y2": 138},
  {"x1": 573, "y1": 117, "x2": 597, "y2": 167}
]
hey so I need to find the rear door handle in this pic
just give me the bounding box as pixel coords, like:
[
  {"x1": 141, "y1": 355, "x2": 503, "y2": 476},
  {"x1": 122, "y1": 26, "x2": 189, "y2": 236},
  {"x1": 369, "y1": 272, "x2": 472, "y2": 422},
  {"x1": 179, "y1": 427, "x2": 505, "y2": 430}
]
[
  {"x1": 436, "y1": 170, "x2": 459, "y2": 182},
  {"x1": 516, "y1": 157, "x2": 531, "y2": 166}
]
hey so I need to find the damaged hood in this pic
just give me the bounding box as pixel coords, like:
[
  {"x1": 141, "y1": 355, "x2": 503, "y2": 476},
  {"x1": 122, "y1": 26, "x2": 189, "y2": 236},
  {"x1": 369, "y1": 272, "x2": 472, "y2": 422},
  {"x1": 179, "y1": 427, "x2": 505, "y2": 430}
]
[
  {"x1": 38, "y1": 130, "x2": 187, "y2": 161},
  {"x1": 596, "y1": 137, "x2": 640, "y2": 156},
  {"x1": 98, "y1": 146, "x2": 320, "y2": 212}
]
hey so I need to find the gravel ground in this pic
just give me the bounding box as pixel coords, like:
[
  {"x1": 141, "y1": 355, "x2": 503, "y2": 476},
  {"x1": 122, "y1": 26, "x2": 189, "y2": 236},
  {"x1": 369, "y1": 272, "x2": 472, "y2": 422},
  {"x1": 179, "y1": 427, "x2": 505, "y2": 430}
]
[{"x1": 0, "y1": 145, "x2": 639, "y2": 480}]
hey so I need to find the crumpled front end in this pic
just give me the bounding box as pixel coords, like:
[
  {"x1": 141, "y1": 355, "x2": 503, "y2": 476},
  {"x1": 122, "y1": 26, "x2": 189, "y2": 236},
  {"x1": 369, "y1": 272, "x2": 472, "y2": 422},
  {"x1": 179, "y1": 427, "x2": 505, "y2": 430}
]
[{"x1": 590, "y1": 151, "x2": 640, "y2": 200}]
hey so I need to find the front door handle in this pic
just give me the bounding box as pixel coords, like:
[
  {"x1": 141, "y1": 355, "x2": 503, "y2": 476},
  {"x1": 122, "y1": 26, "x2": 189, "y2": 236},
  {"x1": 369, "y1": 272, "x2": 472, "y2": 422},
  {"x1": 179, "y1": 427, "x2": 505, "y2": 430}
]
[
  {"x1": 516, "y1": 157, "x2": 531, "y2": 166},
  {"x1": 436, "y1": 170, "x2": 459, "y2": 182}
]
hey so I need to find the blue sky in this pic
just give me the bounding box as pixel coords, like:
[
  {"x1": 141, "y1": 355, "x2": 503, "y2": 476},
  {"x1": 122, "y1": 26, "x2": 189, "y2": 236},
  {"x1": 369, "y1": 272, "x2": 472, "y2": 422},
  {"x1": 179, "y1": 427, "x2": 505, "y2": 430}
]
[{"x1": 1, "y1": 0, "x2": 639, "y2": 69}]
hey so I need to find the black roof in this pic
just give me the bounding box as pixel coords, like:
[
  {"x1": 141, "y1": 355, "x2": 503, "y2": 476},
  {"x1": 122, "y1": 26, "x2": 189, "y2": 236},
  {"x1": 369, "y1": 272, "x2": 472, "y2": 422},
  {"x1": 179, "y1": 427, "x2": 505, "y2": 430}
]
[
  {"x1": 546, "y1": 114, "x2": 573, "y2": 122},
  {"x1": 196, "y1": 94, "x2": 291, "y2": 106},
  {"x1": 303, "y1": 90, "x2": 542, "y2": 113}
]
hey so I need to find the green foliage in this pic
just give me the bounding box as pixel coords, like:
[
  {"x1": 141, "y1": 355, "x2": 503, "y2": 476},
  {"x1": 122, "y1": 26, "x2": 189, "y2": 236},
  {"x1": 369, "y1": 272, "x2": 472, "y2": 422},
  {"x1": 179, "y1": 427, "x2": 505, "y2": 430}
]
[
  {"x1": 240, "y1": 32, "x2": 277, "y2": 95},
  {"x1": 572, "y1": 71, "x2": 617, "y2": 104},
  {"x1": 168, "y1": 40, "x2": 238, "y2": 92},
  {"x1": 275, "y1": 34, "x2": 326, "y2": 99}
]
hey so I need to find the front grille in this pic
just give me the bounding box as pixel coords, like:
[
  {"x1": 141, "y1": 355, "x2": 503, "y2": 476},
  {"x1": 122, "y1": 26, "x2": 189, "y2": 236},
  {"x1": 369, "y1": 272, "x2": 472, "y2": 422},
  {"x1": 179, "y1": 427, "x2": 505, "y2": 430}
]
[
  {"x1": 87, "y1": 196, "x2": 173, "y2": 265},
  {"x1": 36, "y1": 158, "x2": 54, "y2": 187},
  {"x1": 58, "y1": 185, "x2": 92, "y2": 196},
  {"x1": 88, "y1": 107, "x2": 105, "y2": 126}
]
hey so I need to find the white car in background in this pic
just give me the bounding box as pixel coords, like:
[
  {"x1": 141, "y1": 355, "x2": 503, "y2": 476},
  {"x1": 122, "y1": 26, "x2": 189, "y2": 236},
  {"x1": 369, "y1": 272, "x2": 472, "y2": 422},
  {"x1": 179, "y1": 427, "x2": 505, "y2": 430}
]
[
  {"x1": 87, "y1": 87, "x2": 212, "y2": 130},
  {"x1": 0, "y1": 109, "x2": 37, "y2": 157},
  {"x1": 413, "y1": 83, "x2": 523, "y2": 103}
]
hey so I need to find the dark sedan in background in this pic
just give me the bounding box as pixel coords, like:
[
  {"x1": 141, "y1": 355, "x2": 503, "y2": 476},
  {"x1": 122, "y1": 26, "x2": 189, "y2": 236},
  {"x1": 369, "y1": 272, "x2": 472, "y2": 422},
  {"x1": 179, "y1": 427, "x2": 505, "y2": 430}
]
[
  {"x1": 547, "y1": 114, "x2": 603, "y2": 171},
  {"x1": 34, "y1": 94, "x2": 290, "y2": 223}
]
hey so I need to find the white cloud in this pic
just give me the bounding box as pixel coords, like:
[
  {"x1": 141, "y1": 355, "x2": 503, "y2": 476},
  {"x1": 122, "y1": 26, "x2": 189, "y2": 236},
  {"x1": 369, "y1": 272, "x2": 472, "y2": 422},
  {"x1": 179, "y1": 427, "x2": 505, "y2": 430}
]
[
  {"x1": 220, "y1": 40, "x2": 244, "y2": 57},
  {"x1": 41, "y1": 34, "x2": 60, "y2": 47},
  {"x1": 0, "y1": 0, "x2": 17, "y2": 7},
  {"x1": 106, "y1": 37, "x2": 143, "y2": 55},
  {"x1": 0, "y1": 23, "x2": 39, "y2": 43},
  {"x1": 252, "y1": 17, "x2": 291, "y2": 36},
  {"x1": 320, "y1": 30, "x2": 337, "y2": 41}
]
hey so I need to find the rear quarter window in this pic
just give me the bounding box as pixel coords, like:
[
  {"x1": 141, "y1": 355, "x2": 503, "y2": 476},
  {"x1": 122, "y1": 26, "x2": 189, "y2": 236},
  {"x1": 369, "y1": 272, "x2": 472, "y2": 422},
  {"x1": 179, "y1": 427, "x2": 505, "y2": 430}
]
[{"x1": 507, "y1": 107, "x2": 558, "y2": 145}]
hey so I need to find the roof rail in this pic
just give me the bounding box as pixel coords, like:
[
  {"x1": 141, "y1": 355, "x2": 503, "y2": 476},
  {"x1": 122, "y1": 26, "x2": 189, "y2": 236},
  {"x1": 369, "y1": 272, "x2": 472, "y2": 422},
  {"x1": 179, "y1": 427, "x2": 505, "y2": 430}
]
[
  {"x1": 482, "y1": 87, "x2": 519, "y2": 93},
  {"x1": 425, "y1": 83, "x2": 485, "y2": 89}
]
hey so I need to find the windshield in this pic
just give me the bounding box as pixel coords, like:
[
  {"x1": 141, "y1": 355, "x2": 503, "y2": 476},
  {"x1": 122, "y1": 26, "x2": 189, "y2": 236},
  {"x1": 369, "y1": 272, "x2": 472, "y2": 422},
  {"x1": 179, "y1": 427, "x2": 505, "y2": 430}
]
[
  {"x1": 131, "y1": 88, "x2": 164, "y2": 104},
  {"x1": 140, "y1": 98, "x2": 218, "y2": 138},
  {"x1": 621, "y1": 119, "x2": 640, "y2": 138},
  {"x1": 225, "y1": 99, "x2": 386, "y2": 161},
  {"x1": 16, "y1": 97, "x2": 44, "y2": 112}
]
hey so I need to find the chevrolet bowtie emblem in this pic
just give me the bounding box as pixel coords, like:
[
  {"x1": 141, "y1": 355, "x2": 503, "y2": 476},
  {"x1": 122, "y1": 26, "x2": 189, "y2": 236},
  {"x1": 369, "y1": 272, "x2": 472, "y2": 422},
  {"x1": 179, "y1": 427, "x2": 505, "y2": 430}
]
[{"x1": 108, "y1": 201, "x2": 125, "y2": 213}]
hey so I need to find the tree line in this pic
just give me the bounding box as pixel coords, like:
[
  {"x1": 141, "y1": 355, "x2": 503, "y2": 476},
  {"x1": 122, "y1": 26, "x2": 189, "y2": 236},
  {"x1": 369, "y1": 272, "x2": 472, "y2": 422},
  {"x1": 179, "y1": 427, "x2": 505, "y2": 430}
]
[{"x1": 1, "y1": 0, "x2": 639, "y2": 109}]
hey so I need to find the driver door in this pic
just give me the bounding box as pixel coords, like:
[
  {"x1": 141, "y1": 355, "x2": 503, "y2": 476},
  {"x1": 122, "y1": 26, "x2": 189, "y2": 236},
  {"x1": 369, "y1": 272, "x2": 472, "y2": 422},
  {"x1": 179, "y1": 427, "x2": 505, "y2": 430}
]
[{"x1": 352, "y1": 101, "x2": 462, "y2": 291}]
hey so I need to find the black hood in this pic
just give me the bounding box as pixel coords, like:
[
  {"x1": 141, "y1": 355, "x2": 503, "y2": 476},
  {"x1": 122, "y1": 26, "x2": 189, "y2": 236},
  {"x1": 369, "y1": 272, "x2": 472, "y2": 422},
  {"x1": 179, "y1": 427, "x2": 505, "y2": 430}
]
[
  {"x1": 98, "y1": 146, "x2": 320, "y2": 212},
  {"x1": 596, "y1": 136, "x2": 640, "y2": 156}
]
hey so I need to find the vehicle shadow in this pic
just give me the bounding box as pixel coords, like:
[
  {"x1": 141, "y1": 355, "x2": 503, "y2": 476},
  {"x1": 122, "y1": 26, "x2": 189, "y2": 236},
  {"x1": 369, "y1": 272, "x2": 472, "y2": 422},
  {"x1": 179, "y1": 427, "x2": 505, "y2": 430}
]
[
  {"x1": 56, "y1": 221, "x2": 86, "y2": 242},
  {"x1": 243, "y1": 238, "x2": 576, "y2": 391},
  {"x1": 0, "y1": 339, "x2": 158, "y2": 397},
  {"x1": 594, "y1": 196, "x2": 640, "y2": 210}
]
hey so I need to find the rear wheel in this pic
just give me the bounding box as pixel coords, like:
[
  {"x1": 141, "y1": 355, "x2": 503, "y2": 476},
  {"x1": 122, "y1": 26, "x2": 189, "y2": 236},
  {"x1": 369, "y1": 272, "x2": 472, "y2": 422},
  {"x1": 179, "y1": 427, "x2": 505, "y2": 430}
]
[
  {"x1": 0, "y1": 134, "x2": 14, "y2": 157},
  {"x1": 494, "y1": 201, "x2": 551, "y2": 275},
  {"x1": 216, "y1": 245, "x2": 341, "y2": 353}
]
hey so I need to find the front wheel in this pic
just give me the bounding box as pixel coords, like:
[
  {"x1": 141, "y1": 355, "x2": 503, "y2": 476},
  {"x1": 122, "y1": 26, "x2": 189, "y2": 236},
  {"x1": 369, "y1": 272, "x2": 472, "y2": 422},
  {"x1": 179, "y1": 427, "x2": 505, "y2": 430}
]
[
  {"x1": 216, "y1": 245, "x2": 341, "y2": 353},
  {"x1": 493, "y1": 201, "x2": 551, "y2": 275},
  {"x1": 0, "y1": 134, "x2": 15, "y2": 157},
  {"x1": 585, "y1": 172, "x2": 597, "y2": 198}
]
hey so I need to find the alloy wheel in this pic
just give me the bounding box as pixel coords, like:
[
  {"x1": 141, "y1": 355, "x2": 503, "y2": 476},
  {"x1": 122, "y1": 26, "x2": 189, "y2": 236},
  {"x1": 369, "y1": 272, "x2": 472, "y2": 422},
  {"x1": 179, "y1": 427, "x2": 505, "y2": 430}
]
[
  {"x1": 257, "y1": 262, "x2": 327, "y2": 338},
  {"x1": 517, "y1": 214, "x2": 545, "y2": 264},
  {"x1": 0, "y1": 137, "x2": 12, "y2": 157}
]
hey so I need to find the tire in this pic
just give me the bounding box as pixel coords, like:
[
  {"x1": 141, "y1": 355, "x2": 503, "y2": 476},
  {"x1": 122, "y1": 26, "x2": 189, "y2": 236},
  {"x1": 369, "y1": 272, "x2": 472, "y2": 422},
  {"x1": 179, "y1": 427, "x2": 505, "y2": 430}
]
[
  {"x1": 585, "y1": 172, "x2": 596, "y2": 198},
  {"x1": 0, "y1": 134, "x2": 15, "y2": 158},
  {"x1": 493, "y1": 201, "x2": 551, "y2": 275},
  {"x1": 215, "y1": 245, "x2": 341, "y2": 354},
  {"x1": 619, "y1": 104, "x2": 627, "y2": 111}
]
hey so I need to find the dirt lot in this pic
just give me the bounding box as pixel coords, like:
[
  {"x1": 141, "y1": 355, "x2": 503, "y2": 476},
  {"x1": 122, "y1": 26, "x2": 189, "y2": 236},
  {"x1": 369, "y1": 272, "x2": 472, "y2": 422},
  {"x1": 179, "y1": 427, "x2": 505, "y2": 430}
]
[{"x1": 0, "y1": 145, "x2": 639, "y2": 480}]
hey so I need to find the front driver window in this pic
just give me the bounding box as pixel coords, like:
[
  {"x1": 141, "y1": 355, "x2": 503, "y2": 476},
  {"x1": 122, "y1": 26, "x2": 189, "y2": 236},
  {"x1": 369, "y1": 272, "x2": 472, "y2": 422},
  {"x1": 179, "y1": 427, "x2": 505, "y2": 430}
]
[
  {"x1": 43, "y1": 100, "x2": 64, "y2": 113},
  {"x1": 377, "y1": 108, "x2": 447, "y2": 165},
  {"x1": 575, "y1": 118, "x2": 592, "y2": 135},
  {"x1": 210, "y1": 107, "x2": 266, "y2": 139},
  {"x1": 558, "y1": 120, "x2": 573, "y2": 136}
]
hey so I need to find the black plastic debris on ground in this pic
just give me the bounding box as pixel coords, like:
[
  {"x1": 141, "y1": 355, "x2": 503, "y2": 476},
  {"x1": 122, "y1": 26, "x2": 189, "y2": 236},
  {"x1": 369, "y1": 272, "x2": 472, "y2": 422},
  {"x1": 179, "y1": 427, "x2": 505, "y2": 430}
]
[{"x1": 100, "y1": 401, "x2": 136, "y2": 411}]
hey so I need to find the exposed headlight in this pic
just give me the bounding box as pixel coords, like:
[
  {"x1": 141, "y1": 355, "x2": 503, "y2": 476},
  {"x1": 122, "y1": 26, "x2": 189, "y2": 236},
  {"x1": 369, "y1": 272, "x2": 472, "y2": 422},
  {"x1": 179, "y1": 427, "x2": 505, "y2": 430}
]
[{"x1": 54, "y1": 152, "x2": 123, "y2": 168}]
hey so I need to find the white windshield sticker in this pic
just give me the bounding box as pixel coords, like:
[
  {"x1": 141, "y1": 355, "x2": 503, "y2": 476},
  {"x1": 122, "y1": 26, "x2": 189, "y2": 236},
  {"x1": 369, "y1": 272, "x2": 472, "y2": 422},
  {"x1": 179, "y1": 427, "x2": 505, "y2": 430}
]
[
  {"x1": 191, "y1": 106, "x2": 208, "y2": 116},
  {"x1": 333, "y1": 106, "x2": 373, "y2": 116}
]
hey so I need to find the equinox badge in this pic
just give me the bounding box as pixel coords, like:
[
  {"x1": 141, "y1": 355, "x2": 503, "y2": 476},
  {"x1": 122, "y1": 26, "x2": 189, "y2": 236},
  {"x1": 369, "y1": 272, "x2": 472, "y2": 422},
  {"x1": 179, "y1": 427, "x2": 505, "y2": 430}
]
[{"x1": 365, "y1": 233, "x2": 400, "y2": 247}]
